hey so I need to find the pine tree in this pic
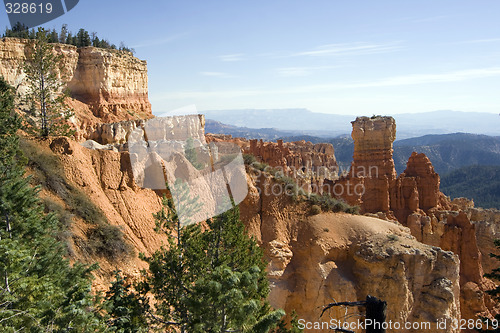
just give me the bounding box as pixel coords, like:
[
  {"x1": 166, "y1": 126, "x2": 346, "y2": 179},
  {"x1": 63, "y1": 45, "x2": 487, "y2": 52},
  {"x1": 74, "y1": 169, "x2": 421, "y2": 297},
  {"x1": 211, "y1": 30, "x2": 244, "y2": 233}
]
[
  {"x1": 22, "y1": 27, "x2": 74, "y2": 138},
  {"x1": 141, "y1": 182, "x2": 285, "y2": 332},
  {"x1": 59, "y1": 24, "x2": 68, "y2": 43},
  {"x1": 76, "y1": 28, "x2": 91, "y2": 47},
  {"x1": 49, "y1": 29, "x2": 59, "y2": 43},
  {"x1": 101, "y1": 270, "x2": 150, "y2": 332},
  {"x1": 189, "y1": 208, "x2": 285, "y2": 333},
  {"x1": 479, "y1": 239, "x2": 500, "y2": 332},
  {"x1": 0, "y1": 76, "x2": 105, "y2": 330}
]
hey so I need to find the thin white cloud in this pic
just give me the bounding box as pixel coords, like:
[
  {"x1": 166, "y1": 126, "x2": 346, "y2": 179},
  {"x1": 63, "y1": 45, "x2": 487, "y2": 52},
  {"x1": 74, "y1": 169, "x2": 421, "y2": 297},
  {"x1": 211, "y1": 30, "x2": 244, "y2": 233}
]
[
  {"x1": 347, "y1": 67, "x2": 500, "y2": 88},
  {"x1": 218, "y1": 54, "x2": 245, "y2": 62},
  {"x1": 412, "y1": 15, "x2": 449, "y2": 23},
  {"x1": 276, "y1": 65, "x2": 341, "y2": 77},
  {"x1": 199, "y1": 71, "x2": 235, "y2": 78},
  {"x1": 132, "y1": 33, "x2": 187, "y2": 48},
  {"x1": 454, "y1": 38, "x2": 500, "y2": 44},
  {"x1": 158, "y1": 67, "x2": 500, "y2": 100},
  {"x1": 292, "y1": 42, "x2": 402, "y2": 57}
]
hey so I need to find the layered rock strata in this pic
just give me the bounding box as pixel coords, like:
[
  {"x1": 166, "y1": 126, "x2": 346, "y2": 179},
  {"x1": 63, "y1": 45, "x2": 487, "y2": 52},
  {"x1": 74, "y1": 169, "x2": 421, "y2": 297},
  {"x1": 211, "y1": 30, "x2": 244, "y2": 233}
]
[
  {"x1": 206, "y1": 135, "x2": 339, "y2": 194},
  {"x1": 240, "y1": 170, "x2": 461, "y2": 333},
  {"x1": 329, "y1": 115, "x2": 497, "y2": 322},
  {"x1": 0, "y1": 37, "x2": 153, "y2": 139},
  {"x1": 68, "y1": 47, "x2": 151, "y2": 120},
  {"x1": 328, "y1": 116, "x2": 397, "y2": 213}
]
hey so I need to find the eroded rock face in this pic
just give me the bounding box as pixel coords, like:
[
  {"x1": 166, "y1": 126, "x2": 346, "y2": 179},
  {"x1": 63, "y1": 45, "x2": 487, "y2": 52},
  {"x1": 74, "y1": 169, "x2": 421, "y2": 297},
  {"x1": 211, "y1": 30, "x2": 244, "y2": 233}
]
[
  {"x1": 0, "y1": 37, "x2": 153, "y2": 139},
  {"x1": 0, "y1": 38, "x2": 80, "y2": 96},
  {"x1": 241, "y1": 173, "x2": 461, "y2": 333},
  {"x1": 30, "y1": 136, "x2": 167, "y2": 289},
  {"x1": 90, "y1": 114, "x2": 207, "y2": 145},
  {"x1": 350, "y1": 116, "x2": 397, "y2": 179},
  {"x1": 329, "y1": 115, "x2": 497, "y2": 322},
  {"x1": 391, "y1": 152, "x2": 448, "y2": 223},
  {"x1": 207, "y1": 135, "x2": 339, "y2": 194},
  {"x1": 68, "y1": 47, "x2": 151, "y2": 120},
  {"x1": 250, "y1": 139, "x2": 338, "y2": 193},
  {"x1": 468, "y1": 208, "x2": 500, "y2": 275},
  {"x1": 329, "y1": 116, "x2": 397, "y2": 213}
]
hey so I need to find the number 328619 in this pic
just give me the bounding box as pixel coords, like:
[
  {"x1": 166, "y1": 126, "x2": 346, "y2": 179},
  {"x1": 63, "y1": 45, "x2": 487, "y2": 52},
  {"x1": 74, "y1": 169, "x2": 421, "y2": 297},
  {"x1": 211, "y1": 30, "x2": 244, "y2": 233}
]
[{"x1": 5, "y1": 3, "x2": 53, "y2": 14}]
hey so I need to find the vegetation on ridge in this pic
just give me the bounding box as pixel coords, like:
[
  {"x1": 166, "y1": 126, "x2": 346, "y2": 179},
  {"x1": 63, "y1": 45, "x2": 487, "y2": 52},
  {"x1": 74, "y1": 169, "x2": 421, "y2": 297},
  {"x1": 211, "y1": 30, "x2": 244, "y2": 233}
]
[
  {"x1": 243, "y1": 153, "x2": 359, "y2": 214},
  {"x1": 20, "y1": 137, "x2": 133, "y2": 259},
  {"x1": 3, "y1": 22, "x2": 135, "y2": 52}
]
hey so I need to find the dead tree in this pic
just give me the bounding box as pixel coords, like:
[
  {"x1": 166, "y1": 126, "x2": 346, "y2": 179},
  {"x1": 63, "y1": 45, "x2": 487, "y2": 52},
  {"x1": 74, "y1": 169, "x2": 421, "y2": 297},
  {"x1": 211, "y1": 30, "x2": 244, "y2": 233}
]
[{"x1": 321, "y1": 295, "x2": 387, "y2": 333}]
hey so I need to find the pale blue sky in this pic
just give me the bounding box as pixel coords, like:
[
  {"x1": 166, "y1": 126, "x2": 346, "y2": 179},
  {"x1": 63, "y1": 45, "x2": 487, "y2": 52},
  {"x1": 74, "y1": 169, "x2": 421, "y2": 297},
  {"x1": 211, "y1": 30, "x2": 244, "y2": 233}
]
[{"x1": 2, "y1": 0, "x2": 500, "y2": 115}]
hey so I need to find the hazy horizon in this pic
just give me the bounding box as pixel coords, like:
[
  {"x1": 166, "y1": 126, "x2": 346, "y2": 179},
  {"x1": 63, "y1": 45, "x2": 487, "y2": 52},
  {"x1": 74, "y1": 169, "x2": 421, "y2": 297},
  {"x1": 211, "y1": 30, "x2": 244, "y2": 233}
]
[{"x1": 2, "y1": 1, "x2": 500, "y2": 117}]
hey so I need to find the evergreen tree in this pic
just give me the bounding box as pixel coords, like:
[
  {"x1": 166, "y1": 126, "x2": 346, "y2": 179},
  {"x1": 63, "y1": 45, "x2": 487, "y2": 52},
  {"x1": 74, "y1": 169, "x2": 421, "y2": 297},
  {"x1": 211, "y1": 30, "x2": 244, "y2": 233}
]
[
  {"x1": 76, "y1": 28, "x2": 91, "y2": 47},
  {"x1": 3, "y1": 22, "x2": 29, "y2": 38},
  {"x1": 49, "y1": 29, "x2": 59, "y2": 43},
  {"x1": 65, "y1": 32, "x2": 73, "y2": 45},
  {"x1": 141, "y1": 182, "x2": 285, "y2": 332},
  {"x1": 59, "y1": 24, "x2": 68, "y2": 43},
  {"x1": 480, "y1": 239, "x2": 500, "y2": 332},
  {"x1": 101, "y1": 270, "x2": 150, "y2": 332},
  {"x1": 28, "y1": 28, "x2": 36, "y2": 39},
  {"x1": 0, "y1": 76, "x2": 105, "y2": 331},
  {"x1": 184, "y1": 137, "x2": 204, "y2": 170},
  {"x1": 22, "y1": 28, "x2": 74, "y2": 138}
]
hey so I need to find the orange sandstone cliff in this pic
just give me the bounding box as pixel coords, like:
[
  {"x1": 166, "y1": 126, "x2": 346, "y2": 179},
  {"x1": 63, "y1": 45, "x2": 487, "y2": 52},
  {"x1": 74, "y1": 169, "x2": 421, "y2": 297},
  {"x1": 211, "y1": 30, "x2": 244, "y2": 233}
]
[
  {"x1": 0, "y1": 37, "x2": 153, "y2": 140},
  {"x1": 7, "y1": 35, "x2": 500, "y2": 330},
  {"x1": 328, "y1": 116, "x2": 498, "y2": 323}
]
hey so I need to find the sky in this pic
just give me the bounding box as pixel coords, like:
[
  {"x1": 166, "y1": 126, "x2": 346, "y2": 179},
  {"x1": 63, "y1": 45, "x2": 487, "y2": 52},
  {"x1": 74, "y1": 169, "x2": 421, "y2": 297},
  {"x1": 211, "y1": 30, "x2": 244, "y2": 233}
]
[{"x1": 1, "y1": 0, "x2": 500, "y2": 116}]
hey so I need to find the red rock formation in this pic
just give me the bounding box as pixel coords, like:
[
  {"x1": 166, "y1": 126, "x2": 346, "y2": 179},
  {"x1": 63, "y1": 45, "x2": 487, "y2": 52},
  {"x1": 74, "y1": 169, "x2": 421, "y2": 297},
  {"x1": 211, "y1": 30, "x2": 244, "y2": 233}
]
[
  {"x1": 68, "y1": 47, "x2": 152, "y2": 120},
  {"x1": 206, "y1": 134, "x2": 339, "y2": 194},
  {"x1": 0, "y1": 37, "x2": 153, "y2": 140},
  {"x1": 248, "y1": 139, "x2": 338, "y2": 193},
  {"x1": 327, "y1": 116, "x2": 397, "y2": 213},
  {"x1": 330, "y1": 115, "x2": 495, "y2": 322},
  {"x1": 391, "y1": 152, "x2": 450, "y2": 222}
]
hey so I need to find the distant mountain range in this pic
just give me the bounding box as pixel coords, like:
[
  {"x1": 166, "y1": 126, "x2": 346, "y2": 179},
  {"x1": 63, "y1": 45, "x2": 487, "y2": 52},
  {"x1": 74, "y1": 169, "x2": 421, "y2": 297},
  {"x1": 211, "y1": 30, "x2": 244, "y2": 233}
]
[
  {"x1": 205, "y1": 120, "x2": 296, "y2": 140},
  {"x1": 205, "y1": 118, "x2": 500, "y2": 176},
  {"x1": 202, "y1": 109, "x2": 500, "y2": 139},
  {"x1": 290, "y1": 133, "x2": 500, "y2": 175}
]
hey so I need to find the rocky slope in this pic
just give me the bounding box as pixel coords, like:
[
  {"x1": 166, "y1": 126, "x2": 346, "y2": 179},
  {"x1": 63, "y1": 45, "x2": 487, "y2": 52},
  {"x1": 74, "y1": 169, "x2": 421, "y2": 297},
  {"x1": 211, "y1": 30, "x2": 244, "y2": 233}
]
[
  {"x1": 327, "y1": 116, "x2": 497, "y2": 322},
  {"x1": 0, "y1": 37, "x2": 153, "y2": 140},
  {"x1": 207, "y1": 135, "x2": 339, "y2": 194},
  {"x1": 25, "y1": 133, "x2": 464, "y2": 332},
  {"x1": 7, "y1": 35, "x2": 500, "y2": 329},
  {"x1": 23, "y1": 136, "x2": 167, "y2": 289},
  {"x1": 241, "y1": 171, "x2": 461, "y2": 332}
]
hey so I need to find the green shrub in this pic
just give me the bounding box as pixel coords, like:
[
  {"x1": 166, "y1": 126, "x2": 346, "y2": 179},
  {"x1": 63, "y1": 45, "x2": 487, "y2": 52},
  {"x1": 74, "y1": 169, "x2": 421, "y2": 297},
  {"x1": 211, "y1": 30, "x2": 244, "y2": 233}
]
[
  {"x1": 306, "y1": 193, "x2": 359, "y2": 214},
  {"x1": 387, "y1": 234, "x2": 399, "y2": 241},
  {"x1": 86, "y1": 225, "x2": 133, "y2": 259},
  {"x1": 69, "y1": 191, "x2": 107, "y2": 225},
  {"x1": 310, "y1": 205, "x2": 321, "y2": 215},
  {"x1": 243, "y1": 153, "x2": 257, "y2": 165}
]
